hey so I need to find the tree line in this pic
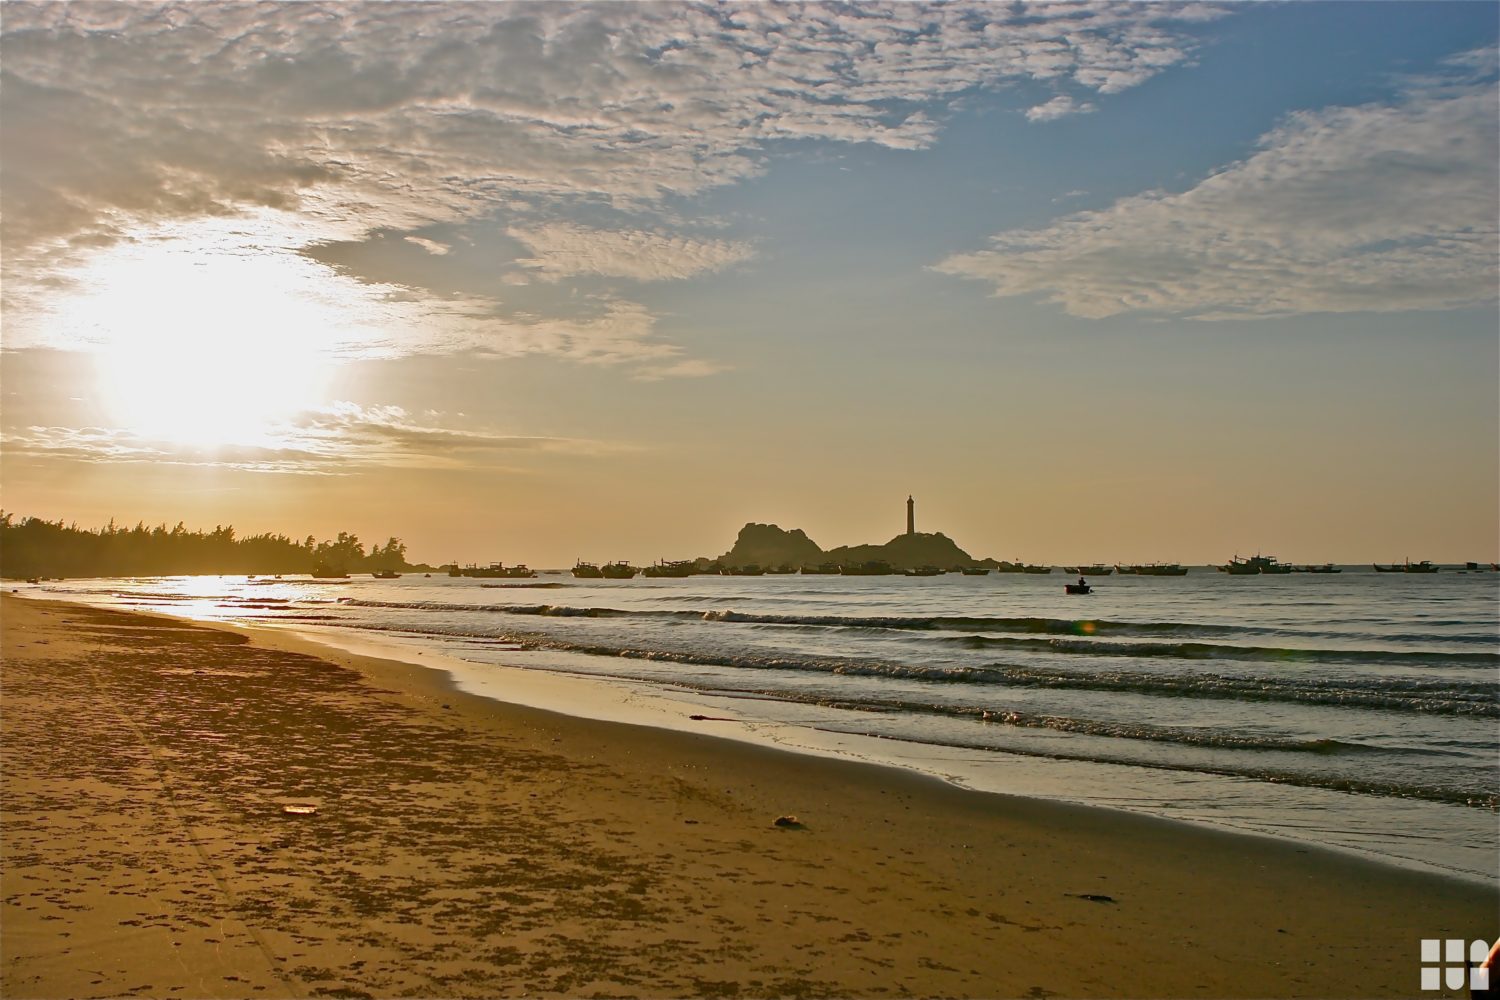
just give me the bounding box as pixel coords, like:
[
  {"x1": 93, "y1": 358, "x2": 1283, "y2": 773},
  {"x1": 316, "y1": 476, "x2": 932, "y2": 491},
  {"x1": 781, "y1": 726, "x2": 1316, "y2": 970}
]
[{"x1": 0, "y1": 512, "x2": 416, "y2": 579}]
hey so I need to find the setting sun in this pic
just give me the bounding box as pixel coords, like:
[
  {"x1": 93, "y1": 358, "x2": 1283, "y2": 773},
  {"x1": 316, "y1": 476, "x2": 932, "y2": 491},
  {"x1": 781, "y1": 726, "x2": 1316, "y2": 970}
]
[{"x1": 44, "y1": 217, "x2": 380, "y2": 448}]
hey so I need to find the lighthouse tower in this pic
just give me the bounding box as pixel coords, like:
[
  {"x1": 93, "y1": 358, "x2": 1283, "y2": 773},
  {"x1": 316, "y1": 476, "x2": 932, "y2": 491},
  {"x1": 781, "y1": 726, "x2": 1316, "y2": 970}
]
[{"x1": 906, "y1": 495, "x2": 915, "y2": 536}]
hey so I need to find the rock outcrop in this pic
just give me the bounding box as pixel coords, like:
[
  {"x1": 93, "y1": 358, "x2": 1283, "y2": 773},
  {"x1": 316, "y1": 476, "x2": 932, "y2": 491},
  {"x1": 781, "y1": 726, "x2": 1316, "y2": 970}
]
[
  {"x1": 716, "y1": 523, "x2": 984, "y2": 570},
  {"x1": 718, "y1": 523, "x2": 825, "y2": 569}
]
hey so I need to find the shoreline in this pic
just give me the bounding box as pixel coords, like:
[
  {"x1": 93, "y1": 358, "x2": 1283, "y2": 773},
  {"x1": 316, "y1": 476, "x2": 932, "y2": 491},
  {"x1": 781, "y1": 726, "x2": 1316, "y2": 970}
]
[
  {"x1": 3, "y1": 593, "x2": 1495, "y2": 998},
  {"x1": 249, "y1": 615, "x2": 1500, "y2": 886}
]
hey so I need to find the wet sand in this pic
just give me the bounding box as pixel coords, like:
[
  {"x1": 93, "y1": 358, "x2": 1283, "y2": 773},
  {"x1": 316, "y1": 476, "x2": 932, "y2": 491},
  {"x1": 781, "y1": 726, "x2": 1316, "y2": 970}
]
[{"x1": 2, "y1": 593, "x2": 1494, "y2": 998}]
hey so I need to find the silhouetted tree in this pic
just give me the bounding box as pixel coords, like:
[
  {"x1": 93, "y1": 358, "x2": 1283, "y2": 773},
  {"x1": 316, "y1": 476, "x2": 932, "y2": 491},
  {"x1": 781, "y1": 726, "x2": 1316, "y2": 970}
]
[{"x1": 0, "y1": 512, "x2": 419, "y2": 579}]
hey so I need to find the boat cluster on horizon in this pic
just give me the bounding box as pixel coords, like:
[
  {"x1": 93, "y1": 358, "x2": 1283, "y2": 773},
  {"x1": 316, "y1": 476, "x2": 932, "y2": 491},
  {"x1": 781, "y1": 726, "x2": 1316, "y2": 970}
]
[
  {"x1": 449, "y1": 562, "x2": 537, "y2": 579},
  {"x1": 1218, "y1": 554, "x2": 1333, "y2": 575}
]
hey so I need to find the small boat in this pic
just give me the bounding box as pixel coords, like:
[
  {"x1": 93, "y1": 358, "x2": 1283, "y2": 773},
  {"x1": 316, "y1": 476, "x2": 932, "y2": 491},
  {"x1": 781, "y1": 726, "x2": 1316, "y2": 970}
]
[
  {"x1": 960, "y1": 567, "x2": 991, "y2": 576},
  {"x1": 903, "y1": 566, "x2": 944, "y2": 577},
  {"x1": 1065, "y1": 583, "x2": 1092, "y2": 595},
  {"x1": 310, "y1": 561, "x2": 349, "y2": 579},
  {"x1": 372, "y1": 570, "x2": 401, "y2": 579}
]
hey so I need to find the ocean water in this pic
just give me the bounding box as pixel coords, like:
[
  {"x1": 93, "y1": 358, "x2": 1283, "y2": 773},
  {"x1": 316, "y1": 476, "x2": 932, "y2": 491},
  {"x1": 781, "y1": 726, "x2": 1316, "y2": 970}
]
[{"x1": 24, "y1": 567, "x2": 1499, "y2": 883}]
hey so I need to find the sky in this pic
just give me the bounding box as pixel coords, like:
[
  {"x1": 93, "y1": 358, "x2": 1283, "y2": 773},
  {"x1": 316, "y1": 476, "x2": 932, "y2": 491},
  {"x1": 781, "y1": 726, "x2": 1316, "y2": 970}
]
[{"x1": 1, "y1": 0, "x2": 1496, "y2": 567}]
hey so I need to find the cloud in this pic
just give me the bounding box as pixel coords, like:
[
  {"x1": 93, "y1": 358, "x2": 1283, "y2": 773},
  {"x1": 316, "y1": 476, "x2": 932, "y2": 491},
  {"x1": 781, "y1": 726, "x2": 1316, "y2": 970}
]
[
  {"x1": 1025, "y1": 95, "x2": 1098, "y2": 122},
  {"x1": 1, "y1": 210, "x2": 711, "y2": 375},
  {"x1": 404, "y1": 236, "x2": 450, "y2": 255},
  {"x1": 5, "y1": 402, "x2": 622, "y2": 474},
  {"x1": 0, "y1": 1, "x2": 1224, "y2": 256},
  {"x1": 631, "y1": 358, "x2": 736, "y2": 381},
  {"x1": 0, "y1": 1, "x2": 1227, "y2": 379},
  {"x1": 508, "y1": 223, "x2": 754, "y2": 282},
  {"x1": 934, "y1": 71, "x2": 1499, "y2": 319}
]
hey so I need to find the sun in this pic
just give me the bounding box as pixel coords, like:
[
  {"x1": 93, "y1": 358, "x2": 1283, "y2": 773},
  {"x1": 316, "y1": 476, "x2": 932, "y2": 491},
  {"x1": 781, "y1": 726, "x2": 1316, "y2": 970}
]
[{"x1": 49, "y1": 216, "x2": 370, "y2": 450}]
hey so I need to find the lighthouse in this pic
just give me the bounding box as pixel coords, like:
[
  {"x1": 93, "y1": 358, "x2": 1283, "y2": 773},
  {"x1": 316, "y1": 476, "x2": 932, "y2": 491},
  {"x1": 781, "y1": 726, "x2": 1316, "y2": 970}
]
[{"x1": 906, "y1": 495, "x2": 915, "y2": 536}]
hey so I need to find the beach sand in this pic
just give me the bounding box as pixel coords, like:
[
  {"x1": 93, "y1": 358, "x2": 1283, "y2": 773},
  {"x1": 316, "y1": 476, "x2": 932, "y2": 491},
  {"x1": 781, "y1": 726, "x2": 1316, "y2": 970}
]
[{"x1": 2, "y1": 594, "x2": 1494, "y2": 999}]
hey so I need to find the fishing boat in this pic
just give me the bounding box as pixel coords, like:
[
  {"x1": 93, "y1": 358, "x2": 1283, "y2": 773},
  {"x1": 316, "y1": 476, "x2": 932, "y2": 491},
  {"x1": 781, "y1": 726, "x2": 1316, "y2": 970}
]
[
  {"x1": 1021, "y1": 564, "x2": 1053, "y2": 574},
  {"x1": 459, "y1": 562, "x2": 537, "y2": 578},
  {"x1": 723, "y1": 564, "x2": 766, "y2": 576},
  {"x1": 1295, "y1": 564, "x2": 1341, "y2": 574},
  {"x1": 1222, "y1": 555, "x2": 1287, "y2": 575},
  {"x1": 841, "y1": 561, "x2": 895, "y2": 576},
  {"x1": 572, "y1": 561, "x2": 604, "y2": 578},
  {"x1": 371, "y1": 570, "x2": 401, "y2": 579},
  {"x1": 765, "y1": 564, "x2": 798, "y2": 575},
  {"x1": 800, "y1": 563, "x2": 841, "y2": 575},
  {"x1": 1135, "y1": 563, "x2": 1190, "y2": 576},
  {"x1": 1374, "y1": 559, "x2": 1439, "y2": 573},
  {"x1": 310, "y1": 561, "x2": 349, "y2": 579},
  {"x1": 643, "y1": 560, "x2": 695, "y2": 578},
  {"x1": 903, "y1": 566, "x2": 944, "y2": 577},
  {"x1": 1064, "y1": 565, "x2": 1113, "y2": 576},
  {"x1": 601, "y1": 562, "x2": 638, "y2": 579},
  {"x1": 960, "y1": 567, "x2": 991, "y2": 576}
]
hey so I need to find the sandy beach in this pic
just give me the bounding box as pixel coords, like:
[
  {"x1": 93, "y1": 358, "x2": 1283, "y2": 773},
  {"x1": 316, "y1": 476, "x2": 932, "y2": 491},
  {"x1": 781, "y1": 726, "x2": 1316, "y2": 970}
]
[{"x1": 2, "y1": 593, "x2": 1493, "y2": 999}]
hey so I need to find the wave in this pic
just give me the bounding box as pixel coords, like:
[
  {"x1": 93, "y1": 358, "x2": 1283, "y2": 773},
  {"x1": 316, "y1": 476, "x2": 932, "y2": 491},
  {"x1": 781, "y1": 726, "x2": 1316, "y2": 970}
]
[
  {"x1": 799, "y1": 719, "x2": 1497, "y2": 809},
  {"x1": 940, "y1": 633, "x2": 1500, "y2": 667},
  {"x1": 992, "y1": 665, "x2": 1500, "y2": 717},
  {"x1": 334, "y1": 621, "x2": 1494, "y2": 807},
  {"x1": 479, "y1": 583, "x2": 572, "y2": 589},
  {"x1": 321, "y1": 618, "x2": 1497, "y2": 718},
  {"x1": 916, "y1": 703, "x2": 1394, "y2": 755},
  {"x1": 333, "y1": 601, "x2": 1497, "y2": 662},
  {"x1": 336, "y1": 599, "x2": 1287, "y2": 638}
]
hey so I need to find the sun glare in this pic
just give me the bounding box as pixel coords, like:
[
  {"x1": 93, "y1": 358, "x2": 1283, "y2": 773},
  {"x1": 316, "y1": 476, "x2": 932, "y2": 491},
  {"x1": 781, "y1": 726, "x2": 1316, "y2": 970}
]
[{"x1": 41, "y1": 214, "x2": 395, "y2": 450}]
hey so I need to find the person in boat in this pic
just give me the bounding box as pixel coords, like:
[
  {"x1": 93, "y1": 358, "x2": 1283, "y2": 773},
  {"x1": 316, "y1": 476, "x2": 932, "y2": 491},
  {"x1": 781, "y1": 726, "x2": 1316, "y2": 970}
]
[{"x1": 1077, "y1": 576, "x2": 1088, "y2": 588}]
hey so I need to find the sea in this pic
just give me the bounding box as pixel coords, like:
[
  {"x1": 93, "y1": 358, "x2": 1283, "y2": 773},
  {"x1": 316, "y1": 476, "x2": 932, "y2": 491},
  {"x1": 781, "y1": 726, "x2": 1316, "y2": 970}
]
[{"x1": 23, "y1": 566, "x2": 1500, "y2": 884}]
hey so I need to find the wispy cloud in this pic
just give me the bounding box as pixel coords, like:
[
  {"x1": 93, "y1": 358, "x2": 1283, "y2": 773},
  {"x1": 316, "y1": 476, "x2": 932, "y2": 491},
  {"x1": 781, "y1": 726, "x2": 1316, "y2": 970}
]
[
  {"x1": 6, "y1": 402, "x2": 624, "y2": 474},
  {"x1": 404, "y1": 236, "x2": 451, "y2": 256},
  {"x1": 509, "y1": 223, "x2": 754, "y2": 283},
  {"x1": 934, "y1": 65, "x2": 1499, "y2": 319},
  {"x1": 1025, "y1": 95, "x2": 1097, "y2": 122},
  {"x1": 631, "y1": 358, "x2": 735, "y2": 382}
]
